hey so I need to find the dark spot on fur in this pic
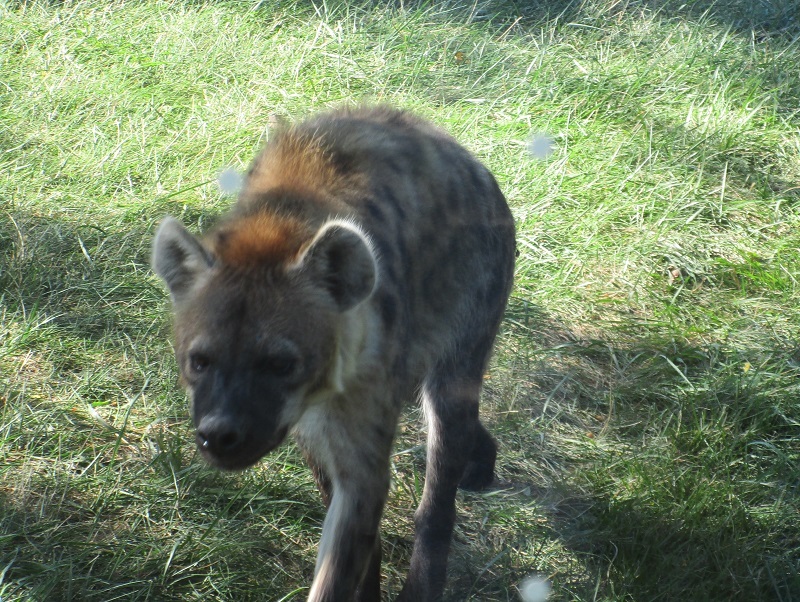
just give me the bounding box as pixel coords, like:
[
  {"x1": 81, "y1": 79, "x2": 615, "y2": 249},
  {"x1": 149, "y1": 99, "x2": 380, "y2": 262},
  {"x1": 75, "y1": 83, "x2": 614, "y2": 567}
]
[
  {"x1": 379, "y1": 184, "x2": 407, "y2": 221},
  {"x1": 385, "y1": 157, "x2": 405, "y2": 175},
  {"x1": 329, "y1": 148, "x2": 355, "y2": 173},
  {"x1": 467, "y1": 165, "x2": 488, "y2": 197},
  {"x1": 372, "y1": 236, "x2": 395, "y2": 265},
  {"x1": 394, "y1": 234, "x2": 410, "y2": 267},
  {"x1": 376, "y1": 290, "x2": 398, "y2": 328},
  {"x1": 431, "y1": 201, "x2": 448, "y2": 227},
  {"x1": 373, "y1": 421, "x2": 393, "y2": 442},
  {"x1": 215, "y1": 230, "x2": 229, "y2": 247},
  {"x1": 364, "y1": 199, "x2": 386, "y2": 224}
]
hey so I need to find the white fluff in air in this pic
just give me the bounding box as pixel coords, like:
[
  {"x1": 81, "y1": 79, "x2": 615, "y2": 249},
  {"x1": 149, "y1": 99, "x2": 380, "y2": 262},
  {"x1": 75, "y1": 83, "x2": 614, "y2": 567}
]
[
  {"x1": 519, "y1": 575, "x2": 551, "y2": 602},
  {"x1": 527, "y1": 134, "x2": 555, "y2": 160},
  {"x1": 218, "y1": 167, "x2": 243, "y2": 194}
]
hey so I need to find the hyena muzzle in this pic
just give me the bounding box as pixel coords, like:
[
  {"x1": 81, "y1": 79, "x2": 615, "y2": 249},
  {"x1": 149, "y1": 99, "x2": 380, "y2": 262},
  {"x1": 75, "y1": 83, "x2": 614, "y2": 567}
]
[{"x1": 152, "y1": 106, "x2": 515, "y2": 601}]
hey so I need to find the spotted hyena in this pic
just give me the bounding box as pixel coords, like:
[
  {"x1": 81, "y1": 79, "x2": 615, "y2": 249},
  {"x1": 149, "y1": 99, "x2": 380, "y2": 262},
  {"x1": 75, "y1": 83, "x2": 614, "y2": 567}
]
[{"x1": 152, "y1": 106, "x2": 515, "y2": 601}]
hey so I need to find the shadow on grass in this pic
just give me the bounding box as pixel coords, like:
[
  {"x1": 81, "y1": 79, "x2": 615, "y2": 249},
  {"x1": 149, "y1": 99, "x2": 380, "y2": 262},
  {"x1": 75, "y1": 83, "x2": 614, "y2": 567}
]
[
  {"x1": 20, "y1": 0, "x2": 792, "y2": 39},
  {"x1": 3, "y1": 211, "x2": 798, "y2": 600},
  {"x1": 0, "y1": 203, "x2": 221, "y2": 425},
  {"x1": 514, "y1": 0, "x2": 796, "y2": 39},
  {"x1": 0, "y1": 202, "x2": 222, "y2": 345},
  {"x1": 572, "y1": 501, "x2": 800, "y2": 602},
  {"x1": 0, "y1": 435, "x2": 322, "y2": 601},
  {"x1": 306, "y1": 0, "x2": 800, "y2": 39},
  {"x1": 495, "y1": 296, "x2": 800, "y2": 601}
]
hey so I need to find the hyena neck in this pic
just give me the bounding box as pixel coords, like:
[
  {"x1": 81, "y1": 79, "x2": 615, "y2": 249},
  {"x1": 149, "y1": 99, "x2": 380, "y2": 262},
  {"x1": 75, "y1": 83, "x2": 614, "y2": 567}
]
[{"x1": 326, "y1": 300, "x2": 382, "y2": 394}]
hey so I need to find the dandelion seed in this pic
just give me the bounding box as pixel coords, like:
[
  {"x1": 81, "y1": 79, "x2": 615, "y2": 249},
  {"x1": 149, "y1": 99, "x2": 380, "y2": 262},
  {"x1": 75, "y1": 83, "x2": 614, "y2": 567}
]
[
  {"x1": 218, "y1": 167, "x2": 243, "y2": 194},
  {"x1": 527, "y1": 133, "x2": 555, "y2": 160},
  {"x1": 519, "y1": 575, "x2": 551, "y2": 602}
]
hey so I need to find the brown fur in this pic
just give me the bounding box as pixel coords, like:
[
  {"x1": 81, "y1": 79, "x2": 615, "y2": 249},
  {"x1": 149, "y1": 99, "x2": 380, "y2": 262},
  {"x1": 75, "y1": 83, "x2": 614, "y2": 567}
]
[
  {"x1": 213, "y1": 213, "x2": 310, "y2": 267},
  {"x1": 245, "y1": 129, "x2": 366, "y2": 206}
]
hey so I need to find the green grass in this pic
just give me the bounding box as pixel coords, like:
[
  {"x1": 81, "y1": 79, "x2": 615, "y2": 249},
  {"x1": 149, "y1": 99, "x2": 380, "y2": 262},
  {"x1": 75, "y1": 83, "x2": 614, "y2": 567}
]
[{"x1": 1, "y1": 0, "x2": 799, "y2": 600}]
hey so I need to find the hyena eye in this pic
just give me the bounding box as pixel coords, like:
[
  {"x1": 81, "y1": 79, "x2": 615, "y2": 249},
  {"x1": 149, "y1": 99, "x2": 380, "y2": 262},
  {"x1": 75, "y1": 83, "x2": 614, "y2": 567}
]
[
  {"x1": 189, "y1": 353, "x2": 211, "y2": 373},
  {"x1": 256, "y1": 355, "x2": 297, "y2": 377}
]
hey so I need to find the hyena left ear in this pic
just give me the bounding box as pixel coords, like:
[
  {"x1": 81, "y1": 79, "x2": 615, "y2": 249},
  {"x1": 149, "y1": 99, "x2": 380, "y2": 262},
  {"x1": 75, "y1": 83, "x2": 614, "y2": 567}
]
[
  {"x1": 152, "y1": 216, "x2": 215, "y2": 304},
  {"x1": 295, "y1": 220, "x2": 377, "y2": 311}
]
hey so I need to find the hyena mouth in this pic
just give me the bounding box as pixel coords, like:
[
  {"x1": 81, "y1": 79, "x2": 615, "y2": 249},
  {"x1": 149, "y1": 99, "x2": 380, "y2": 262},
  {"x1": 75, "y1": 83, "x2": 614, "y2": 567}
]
[{"x1": 196, "y1": 425, "x2": 290, "y2": 471}]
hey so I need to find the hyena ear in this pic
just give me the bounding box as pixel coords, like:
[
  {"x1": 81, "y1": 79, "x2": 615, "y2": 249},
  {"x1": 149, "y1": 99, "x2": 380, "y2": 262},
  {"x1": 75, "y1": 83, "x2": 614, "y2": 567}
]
[
  {"x1": 295, "y1": 220, "x2": 377, "y2": 311},
  {"x1": 152, "y1": 217, "x2": 214, "y2": 303}
]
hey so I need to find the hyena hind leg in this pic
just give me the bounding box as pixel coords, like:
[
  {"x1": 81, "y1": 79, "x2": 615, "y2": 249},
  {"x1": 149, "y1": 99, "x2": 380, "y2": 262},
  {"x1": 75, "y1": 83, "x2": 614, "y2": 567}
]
[
  {"x1": 398, "y1": 374, "x2": 486, "y2": 601},
  {"x1": 459, "y1": 420, "x2": 497, "y2": 491}
]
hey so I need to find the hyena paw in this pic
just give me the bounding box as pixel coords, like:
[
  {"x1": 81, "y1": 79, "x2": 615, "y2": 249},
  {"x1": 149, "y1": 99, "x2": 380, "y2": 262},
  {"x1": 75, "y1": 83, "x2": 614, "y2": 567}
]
[{"x1": 458, "y1": 459, "x2": 495, "y2": 491}]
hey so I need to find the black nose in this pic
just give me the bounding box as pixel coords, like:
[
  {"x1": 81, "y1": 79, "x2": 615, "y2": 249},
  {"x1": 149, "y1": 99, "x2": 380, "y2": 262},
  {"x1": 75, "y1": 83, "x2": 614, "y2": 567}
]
[{"x1": 196, "y1": 415, "x2": 244, "y2": 456}]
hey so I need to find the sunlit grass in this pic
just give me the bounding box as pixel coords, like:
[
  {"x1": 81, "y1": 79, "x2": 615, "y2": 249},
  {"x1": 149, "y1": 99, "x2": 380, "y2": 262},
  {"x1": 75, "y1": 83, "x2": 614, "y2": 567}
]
[{"x1": 1, "y1": 0, "x2": 799, "y2": 600}]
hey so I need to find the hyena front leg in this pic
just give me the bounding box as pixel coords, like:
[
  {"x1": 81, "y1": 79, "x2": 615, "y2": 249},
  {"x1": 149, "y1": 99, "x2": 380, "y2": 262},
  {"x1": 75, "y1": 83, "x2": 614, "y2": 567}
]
[
  {"x1": 302, "y1": 406, "x2": 396, "y2": 602},
  {"x1": 397, "y1": 373, "x2": 493, "y2": 601},
  {"x1": 303, "y1": 453, "x2": 383, "y2": 602},
  {"x1": 308, "y1": 482, "x2": 387, "y2": 602}
]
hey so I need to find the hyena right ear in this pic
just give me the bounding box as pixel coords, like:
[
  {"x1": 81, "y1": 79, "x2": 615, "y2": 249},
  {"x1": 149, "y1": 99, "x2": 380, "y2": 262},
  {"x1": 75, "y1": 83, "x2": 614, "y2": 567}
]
[
  {"x1": 294, "y1": 220, "x2": 377, "y2": 312},
  {"x1": 152, "y1": 217, "x2": 214, "y2": 303}
]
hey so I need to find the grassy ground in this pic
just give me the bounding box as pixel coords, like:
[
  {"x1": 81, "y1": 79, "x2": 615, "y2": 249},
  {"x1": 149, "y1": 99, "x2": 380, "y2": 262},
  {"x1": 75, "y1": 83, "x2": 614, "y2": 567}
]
[{"x1": 1, "y1": 0, "x2": 798, "y2": 600}]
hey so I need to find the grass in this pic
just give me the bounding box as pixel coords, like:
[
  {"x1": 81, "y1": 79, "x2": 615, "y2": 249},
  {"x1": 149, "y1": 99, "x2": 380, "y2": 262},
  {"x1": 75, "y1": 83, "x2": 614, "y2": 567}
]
[{"x1": 1, "y1": 0, "x2": 799, "y2": 600}]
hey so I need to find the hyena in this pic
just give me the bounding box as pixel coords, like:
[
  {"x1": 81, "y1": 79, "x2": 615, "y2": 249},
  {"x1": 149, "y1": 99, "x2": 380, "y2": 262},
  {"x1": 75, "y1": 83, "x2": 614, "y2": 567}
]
[{"x1": 152, "y1": 106, "x2": 515, "y2": 601}]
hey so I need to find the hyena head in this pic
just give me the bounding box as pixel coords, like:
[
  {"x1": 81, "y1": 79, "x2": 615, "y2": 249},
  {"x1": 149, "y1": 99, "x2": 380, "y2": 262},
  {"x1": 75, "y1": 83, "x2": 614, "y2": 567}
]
[{"x1": 152, "y1": 213, "x2": 377, "y2": 470}]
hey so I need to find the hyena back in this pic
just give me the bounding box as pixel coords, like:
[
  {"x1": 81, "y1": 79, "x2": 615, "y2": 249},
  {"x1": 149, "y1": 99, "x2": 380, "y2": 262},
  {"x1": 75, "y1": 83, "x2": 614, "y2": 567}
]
[{"x1": 152, "y1": 106, "x2": 515, "y2": 601}]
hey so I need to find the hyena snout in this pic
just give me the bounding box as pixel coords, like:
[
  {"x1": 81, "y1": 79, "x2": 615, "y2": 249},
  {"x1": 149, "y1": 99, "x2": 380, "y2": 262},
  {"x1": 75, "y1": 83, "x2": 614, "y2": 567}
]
[
  {"x1": 195, "y1": 414, "x2": 243, "y2": 457},
  {"x1": 194, "y1": 411, "x2": 290, "y2": 470}
]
